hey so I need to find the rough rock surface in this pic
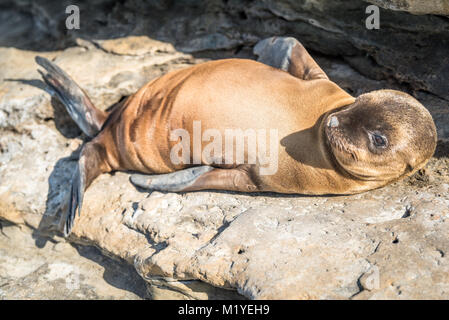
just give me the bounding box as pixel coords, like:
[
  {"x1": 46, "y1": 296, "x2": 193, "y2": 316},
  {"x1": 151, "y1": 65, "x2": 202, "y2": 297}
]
[
  {"x1": 0, "y1": 223, "x2": 147, "y2": 299},
  {"x1": 0, "y1": 1, "x2": 448, "y2": 299}
]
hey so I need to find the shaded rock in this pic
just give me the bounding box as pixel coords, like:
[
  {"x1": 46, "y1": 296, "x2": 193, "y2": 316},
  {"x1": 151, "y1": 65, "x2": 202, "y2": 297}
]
[{"x1": 2, "y1": 0, "x2": 448, "y2": 100}]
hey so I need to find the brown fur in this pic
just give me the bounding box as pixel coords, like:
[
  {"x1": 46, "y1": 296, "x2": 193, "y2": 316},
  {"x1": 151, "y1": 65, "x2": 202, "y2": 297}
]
[
  {"x1": 84, "y1": 56, "x2": 436, "y2": 195},
  {"x1": 88, "y1": 58, "x2": 371, "y2": 194}
]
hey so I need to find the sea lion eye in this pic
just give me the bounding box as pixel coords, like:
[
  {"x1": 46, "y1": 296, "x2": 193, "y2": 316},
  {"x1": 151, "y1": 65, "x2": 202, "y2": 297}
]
[{"x1": 370, "y1": 132, "x2": 387, "y2": 148}]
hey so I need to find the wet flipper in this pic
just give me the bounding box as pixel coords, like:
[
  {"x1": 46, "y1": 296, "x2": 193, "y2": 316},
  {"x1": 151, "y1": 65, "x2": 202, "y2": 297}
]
[
  {"x1": 254, "y1": 37, "x2": 328, "y2": 80},
  {"x1": 64, "y1": 161, "x2": 85, "y2": 236},
  {"x1": 35, "y1": 56, "x2": 107, "y2": 137},
  {"x1": 63, "y1": 142, "x2": 108, "y2": 236},
  {"x1": 131, "y1": 166, "x2": 214, "y2": 192}
]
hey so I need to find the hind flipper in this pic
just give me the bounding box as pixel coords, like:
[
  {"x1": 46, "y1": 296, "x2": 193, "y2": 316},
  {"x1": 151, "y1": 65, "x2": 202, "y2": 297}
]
[
  {"x1": 64, "y1": 161, "x2": 85, "y2": 236},
  {"x1": 35, "y1": 56, "x2": 107, "y2": 137},
  {"x1": 63, "y1": 141, "x2": 109, "y2": 236},
  {"x1": 254, "y1": 37, "x2": 328, "y2": 80}
]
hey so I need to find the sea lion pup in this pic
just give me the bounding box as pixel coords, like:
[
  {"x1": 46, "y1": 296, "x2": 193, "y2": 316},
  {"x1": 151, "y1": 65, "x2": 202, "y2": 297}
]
[{"x1": 35, "y1": 37, "x2": 437, "y2": 236}]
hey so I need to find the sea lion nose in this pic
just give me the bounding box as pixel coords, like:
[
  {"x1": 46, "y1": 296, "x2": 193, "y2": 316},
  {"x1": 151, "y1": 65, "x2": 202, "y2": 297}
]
[{"x1": 328, "y1": 116, "x2": 339, "y2": 128}]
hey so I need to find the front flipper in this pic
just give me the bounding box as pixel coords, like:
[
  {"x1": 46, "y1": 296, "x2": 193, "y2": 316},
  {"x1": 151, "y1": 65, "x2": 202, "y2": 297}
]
[
  {"x1": 254, "y1": 36, "x2": 328, "y2": 80},
  {"x1": 131, "y1": 166, "x2": 214, "y2": 192},
  {"x1": 131, "y1": 166, "x2": 260, "y2": 193}
]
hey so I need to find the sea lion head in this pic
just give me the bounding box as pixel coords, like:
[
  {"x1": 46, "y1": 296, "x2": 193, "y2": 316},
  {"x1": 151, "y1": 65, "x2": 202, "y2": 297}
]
[{"x1": 324, "y1": 89, "x2": 437, "y2": 182}]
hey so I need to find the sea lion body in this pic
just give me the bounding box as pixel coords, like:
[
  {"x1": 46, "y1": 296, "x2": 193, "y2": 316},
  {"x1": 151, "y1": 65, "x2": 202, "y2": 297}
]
[{"x1": 100, "y1": 59, "x2": 361, "y2": 194}]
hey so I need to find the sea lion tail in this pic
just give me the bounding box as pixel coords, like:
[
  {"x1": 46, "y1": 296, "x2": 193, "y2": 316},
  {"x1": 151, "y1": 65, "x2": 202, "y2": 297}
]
[
  {"x1": 35, "y1": 56, "x2": 108, "y2": 137},
  {"x1": 64, "y1": 141, "x2": 109, "y2": 236}
]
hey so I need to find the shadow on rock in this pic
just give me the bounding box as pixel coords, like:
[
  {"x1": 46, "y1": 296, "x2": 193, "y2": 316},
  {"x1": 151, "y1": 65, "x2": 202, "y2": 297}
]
[
  {"x1": 434, "y1": 140, "x2": 449, "y2": 159},
  {"x1": 73, "y1": 244, "x2": 149, "y2": 299},
  {"x1": 6, "y1": 78, "x2": 82, "y2": 138},
  {"x1": 32, "y1": 150, "x2": 79, "y2": 248},
  {"x1": 4, "y1": 78, "x2": 47, "y2": 91}
]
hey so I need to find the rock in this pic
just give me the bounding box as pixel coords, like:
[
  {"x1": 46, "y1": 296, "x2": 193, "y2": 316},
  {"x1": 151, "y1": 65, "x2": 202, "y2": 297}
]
[
  {"x1": 0, "y1": 1, "x2": 449, "y2": 300},
  {"x1": 0, "y1": 224, "x2": 148, "y2": 299},
  {"x1": 94, "y1": 36, "x2": 176, "y2": 56},
  {"x1": 365, "y1": 0, "x2": 449, "y2": 15},
  {"x1": 2, "y1": 0, "x2": 449, "y2": 100},
  {"x1": 144, "y1": 277, "x2": 245, "y2": 300}
]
